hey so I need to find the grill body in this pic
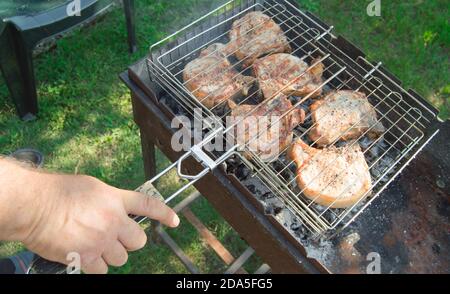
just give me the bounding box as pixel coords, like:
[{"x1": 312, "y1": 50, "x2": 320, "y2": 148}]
[{"x1": 122, "y1": 62, "x2": 449, "y2": 273}]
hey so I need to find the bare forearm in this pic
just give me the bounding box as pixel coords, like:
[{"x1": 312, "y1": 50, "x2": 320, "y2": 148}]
[
  {"x1": 0, "y1": 157, "x2": 179, "y2": 273},
  {"x1": 0, "y1": 158, "x2": 51, "y2": 242}
]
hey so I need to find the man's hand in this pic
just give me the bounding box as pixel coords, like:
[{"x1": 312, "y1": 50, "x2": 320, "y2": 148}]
[{"x1": 0, "y1": 158, "x2": 179, "y2": 274}]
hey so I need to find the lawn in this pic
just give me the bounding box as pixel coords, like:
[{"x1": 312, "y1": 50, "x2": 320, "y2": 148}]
[{"x1": 0, "y1": 0, "x2": 448, "y2": 273}]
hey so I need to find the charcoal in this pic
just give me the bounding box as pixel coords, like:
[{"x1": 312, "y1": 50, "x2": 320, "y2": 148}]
[
  {"x1": 273, "y1": 207, "x2": 283, "y2": 215},
  {"x1": 290, "y1": 219, "x2": 301, "y2": 231},
  {"x1": 260, "y1": 192, "x2": 274, "y2": 200},
  {"x1": 247, "y1": 184, "x2": 256, "y2": 194},
  {"x1": 235, "y1": 165, "x2": 250, "y2": 180},
  {"x1": 264, "y1": 206, "x2": 274, "y2": 215}
]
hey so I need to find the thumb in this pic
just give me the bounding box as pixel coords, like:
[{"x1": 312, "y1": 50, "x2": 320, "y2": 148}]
[{"x1": 120, "y1": 190, "x2": 180, "y2": 228}]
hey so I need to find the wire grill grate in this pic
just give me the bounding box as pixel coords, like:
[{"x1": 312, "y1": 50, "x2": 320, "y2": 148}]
[{"x1": 146, "y1": 0, "x2": 438, "y2": 237}]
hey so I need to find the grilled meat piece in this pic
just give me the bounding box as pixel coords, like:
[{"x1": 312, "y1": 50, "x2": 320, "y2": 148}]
[
  {"x1": 309, "y1": 90, "x2": 385, "y2": 146},
  {"x1": 198, "y1": 42, "x2": 228, "y2": 58},
  {"x1": 183, "y1": 43, "x2": 255, "y2": 109},
  {"x1": 228, "y1": 11, "x2": 291, "y2": 68},
  {"x1": 229, "y1": 95, "x2": 305, "y2": 162},
  {"x1": 253, "y1": 53, "x2": 324, "y2": 99},
  {"x1": 289, "y1": 139, "x2": 372, "y2": 208}
]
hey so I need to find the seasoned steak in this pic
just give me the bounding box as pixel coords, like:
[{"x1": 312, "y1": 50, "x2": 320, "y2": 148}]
[
  {"x1": 253, "y1": 53, "x2": 324, "y2": 99},
  {"x1": 229, "y1": 95, "x2": 305, "y2": 162},
  {"x1": 228, "y1": 11, "x2": 291, "y2": 68},
  {"x1": 183, "y1": 43, "x2": 255, "y2": 109},
  {"x1": 309, "y1": 90, "x2": 385, "y2": 146},
  {"x1": 289, "y1": 139, "x2": 372, "y2": 208}
]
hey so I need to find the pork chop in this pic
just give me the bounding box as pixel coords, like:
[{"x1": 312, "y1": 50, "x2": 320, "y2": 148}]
[
  {"x1": 309, "y1": 90, "x2": 385, "y2": 146},
  {"x1": 183, "y1": 43, "x2": 255, "y2": 109},
  {"x1": 253, "y1": 53, "x2": 324, "y2": 99},
  {"x1": 228, "y1": 11, "x2": 291, "y2": 68},
  {"x1": 289, "y1": 139, "x2": 372, "y2": 208},
  {"x1": 229, "y1": 95, "x2": 305, "y2": 162}
]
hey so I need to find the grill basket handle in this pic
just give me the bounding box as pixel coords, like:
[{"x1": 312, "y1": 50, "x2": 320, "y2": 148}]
[{"x1": 27, "y1": 142, "x2": 236, "y2": 274}]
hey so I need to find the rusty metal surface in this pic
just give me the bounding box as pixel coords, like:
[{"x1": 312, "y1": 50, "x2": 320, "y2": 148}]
[
  {"x1": 329, "y1": 120, "x2": 450, "y2": 274},
  {"x1": 122, "y1": 59, "x2": 449, "y2": 274}
]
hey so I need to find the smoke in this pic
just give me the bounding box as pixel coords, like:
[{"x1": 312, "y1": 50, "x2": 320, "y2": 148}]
[{"x1": 150, "y1": 0, "x2": 231, "y2": 36}]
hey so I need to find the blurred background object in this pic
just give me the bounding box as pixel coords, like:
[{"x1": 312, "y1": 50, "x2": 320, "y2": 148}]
[{"x1": 0, "y1": 0, "x2": 136, "y2": 120}]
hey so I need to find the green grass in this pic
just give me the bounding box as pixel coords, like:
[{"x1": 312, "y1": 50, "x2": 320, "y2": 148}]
[
  {"x1": 0, "y1": 0, "x2": 448, "y2": 273},
  {"x1": 298, "y1": 0, "x2": 449, "y2": 119}
]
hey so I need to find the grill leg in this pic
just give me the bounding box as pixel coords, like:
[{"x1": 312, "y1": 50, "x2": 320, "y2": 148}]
[
  {"x1": 123, "y1": 0, "x2": 137, "y2": 53},
  {"x1": 139, "y1": 130, "x2": 161, "y2": 243},
  {"x1": 140, "y1": 129, "x2": 156, "y2": 179}
]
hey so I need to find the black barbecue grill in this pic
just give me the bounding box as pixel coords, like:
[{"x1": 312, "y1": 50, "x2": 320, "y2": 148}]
[{"x1": 126, "y1": 0, "x2": 447, "y2": 273}]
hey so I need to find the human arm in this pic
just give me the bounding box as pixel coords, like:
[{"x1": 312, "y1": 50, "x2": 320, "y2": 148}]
[{"x1": 0, "y1": 157, "x2": 179, "y2": 273}]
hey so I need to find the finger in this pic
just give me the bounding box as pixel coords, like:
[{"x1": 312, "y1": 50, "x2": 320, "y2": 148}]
[
  {"x1": 102, "y1": 241, "x2": 129, "y2": 267},
  {"x1": 120, "y1": 190, "x2": 180, "y2": 227},
  {"x1": 118, "y1": 218, "x2": 147, "y2": 251},
  {"x1": 82, "y1": 257, "x2": 108, "y2": 274}
]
